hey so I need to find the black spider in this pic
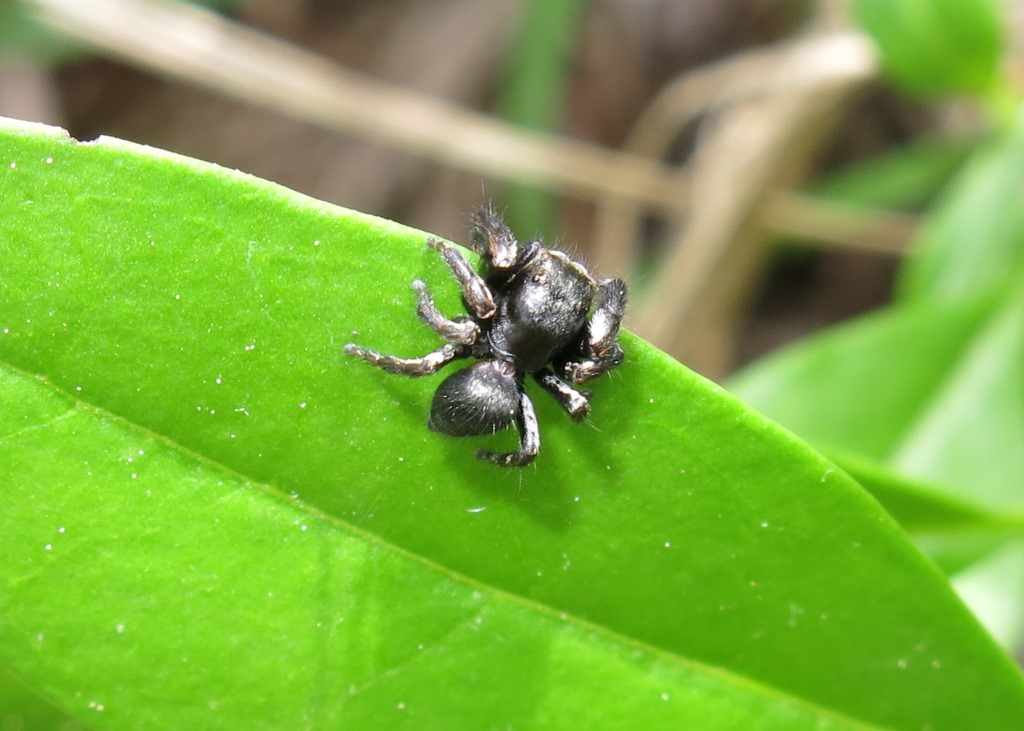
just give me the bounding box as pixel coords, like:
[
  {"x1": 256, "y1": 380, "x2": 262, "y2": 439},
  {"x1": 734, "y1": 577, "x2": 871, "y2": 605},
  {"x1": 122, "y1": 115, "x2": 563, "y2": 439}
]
[{"x1": 345, "y1": 207, "x2": 627, "y2": 466}]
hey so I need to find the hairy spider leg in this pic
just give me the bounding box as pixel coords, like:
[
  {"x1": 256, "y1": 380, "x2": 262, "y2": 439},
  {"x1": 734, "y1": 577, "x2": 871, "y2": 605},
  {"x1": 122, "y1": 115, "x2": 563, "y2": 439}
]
[
  {"x1": 344, "y1": 342, "x2": 466, "y2": 377},
  {"x1": 564, "y1": 277, "x2": 628, "y2": 384},
  {"x1": 534, "y1": 369, "x2": 590, "y2": 421},
  {"x1": 425, "y1": 237, "x2": 497, "y2": 320},
  {"x1": 470, "y1": 205, "x2": 520, "y2": 270},
  {"x1": 477, "y1": 391, "x2": 540, "y2": 467},
  {"x1": 412, "y1": 280, "x2": 480, "y2": 346}
]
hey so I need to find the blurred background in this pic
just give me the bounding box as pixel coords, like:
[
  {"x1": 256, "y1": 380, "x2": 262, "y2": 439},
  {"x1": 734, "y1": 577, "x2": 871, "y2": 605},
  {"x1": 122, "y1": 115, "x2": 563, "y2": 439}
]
[{"x1": 0, "y1": 0, "x2": 1004, "y2": 376}]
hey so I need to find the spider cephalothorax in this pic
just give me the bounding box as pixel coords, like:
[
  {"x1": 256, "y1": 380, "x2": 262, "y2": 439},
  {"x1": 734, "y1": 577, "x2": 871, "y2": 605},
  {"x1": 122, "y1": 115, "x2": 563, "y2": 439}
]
[{"x1": 345, "y1": 206, "x2": 627, "y2": 466}]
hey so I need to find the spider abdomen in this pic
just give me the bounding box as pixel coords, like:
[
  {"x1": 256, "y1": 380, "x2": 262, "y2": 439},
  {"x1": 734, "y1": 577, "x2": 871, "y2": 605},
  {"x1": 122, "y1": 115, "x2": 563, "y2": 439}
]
[{"x1": 428, "y1": 360, "x2": 519, "y2": 437}]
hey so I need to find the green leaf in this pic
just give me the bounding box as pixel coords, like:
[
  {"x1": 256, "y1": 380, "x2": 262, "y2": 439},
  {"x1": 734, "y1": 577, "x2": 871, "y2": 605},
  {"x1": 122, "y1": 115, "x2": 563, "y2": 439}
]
[
  {"x1": 832, "y1": 448, "x2": 1024, "y2": 601},
  {"x1": 888, "y1": 287, "x2": 1024, "y2": 505},
  {"x1": 948, "y1": 539, "x2": 1024, "y2": 651},
  {"x1": 852, "y1": 0, "x2": 1003, "y2": 96},
  {"x1": 728, "y1": 293, "x2": 997, "y2": 462},
  {"x1": 0, "y1": 662, "x2": 84, "y2": 730},
  {"x1": 899, "y1": 114, "x2": 1024, "y2": 303},
  {"x1": 729, "y1": 290, "x2": 1024, "y2": 511},
  {"x1": 4, "y1": 365, "x2": 866, "y2": 730},
  {"x1": 727, "y1": 287, "x2": 1024, "y2": 651},
  {"x1": 807, "y1": 136, "x2": 974, "y2": 211},
  {"x1": 820, "y1": 445, "x2": 1024, "y2": 537},
  {"x1": 3, "y1": 117, "x2": 1024, "y2": 730}
]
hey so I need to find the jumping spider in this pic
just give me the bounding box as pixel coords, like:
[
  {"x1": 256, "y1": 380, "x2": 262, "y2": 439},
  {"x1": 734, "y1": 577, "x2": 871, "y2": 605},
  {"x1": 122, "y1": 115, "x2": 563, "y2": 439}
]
[{"x1": 345, "y1": 207, "x2": 627, "y2": 466}]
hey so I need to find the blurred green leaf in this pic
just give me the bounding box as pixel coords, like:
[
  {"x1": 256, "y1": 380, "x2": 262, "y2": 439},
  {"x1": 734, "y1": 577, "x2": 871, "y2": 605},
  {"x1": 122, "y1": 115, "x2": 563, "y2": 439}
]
[
  {"x1": 899, "y1": 114, "x2": 1024, "y2": 302},
  {"x1": 852, "y1": 0, "x2": 1003, "y2": 96},
  {"x1": 730, "y1": 289, "x2": 1024, "y2": 510},
  {"x1": 949, "y1": 538, "x2": 1024, "y2": 654},
  {"x1": 819, "y1": 445, "x2": 1024, "y2": 536},
  {"x1": 889, "y1": 287, "x2": 1024, "y2": 505},
  {"x1": 3, "y1": 117, "x2": 1024, "y2": 730},
  {"x1": 729, "y1": 293, "x2": 997, "y2": 462},
  {"x1": 809, "y1": 137, "x2": 975, "y2": 210}
]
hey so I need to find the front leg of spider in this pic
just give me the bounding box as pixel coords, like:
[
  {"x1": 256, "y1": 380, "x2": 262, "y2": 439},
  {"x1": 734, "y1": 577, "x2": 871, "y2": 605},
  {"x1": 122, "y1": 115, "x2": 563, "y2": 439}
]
[
  {"x1": 562, "y1": 277, "x2": 628, "y2": 384},
  {"x1": 425, "y1": 236, "x2": 496, "y2": 320}
]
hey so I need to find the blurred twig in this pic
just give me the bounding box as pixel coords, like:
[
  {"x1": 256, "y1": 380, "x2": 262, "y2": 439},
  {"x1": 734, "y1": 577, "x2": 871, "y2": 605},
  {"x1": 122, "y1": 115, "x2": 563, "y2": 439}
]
[
  {"x1": 25, "y1": 0, "x2": 683, "y2": 212},
  {"x1": 25, "y1": 0, "x2": 906, "y2": 249},
  {"x1": 624, "y1": 34, "x2": 880, "y2": 373},
  {"x1": 587, "y1": 28, "x2": 917, "y2": 287},
  {"x1": 759, "y1": 192, "x2": 918, "y2": 254},
  {"x1": 593, "y1": 33, "x2": 884, "y2": 277},
  {"x1": 303, "y1": 0, "x2": 522, "y2": 215}
]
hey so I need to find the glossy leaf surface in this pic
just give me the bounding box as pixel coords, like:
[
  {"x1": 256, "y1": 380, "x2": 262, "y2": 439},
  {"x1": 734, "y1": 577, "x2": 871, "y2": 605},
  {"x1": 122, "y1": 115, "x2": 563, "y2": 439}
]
[{"x1": 3, "y1": 118, "x2": 1024, "y2": 730}]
